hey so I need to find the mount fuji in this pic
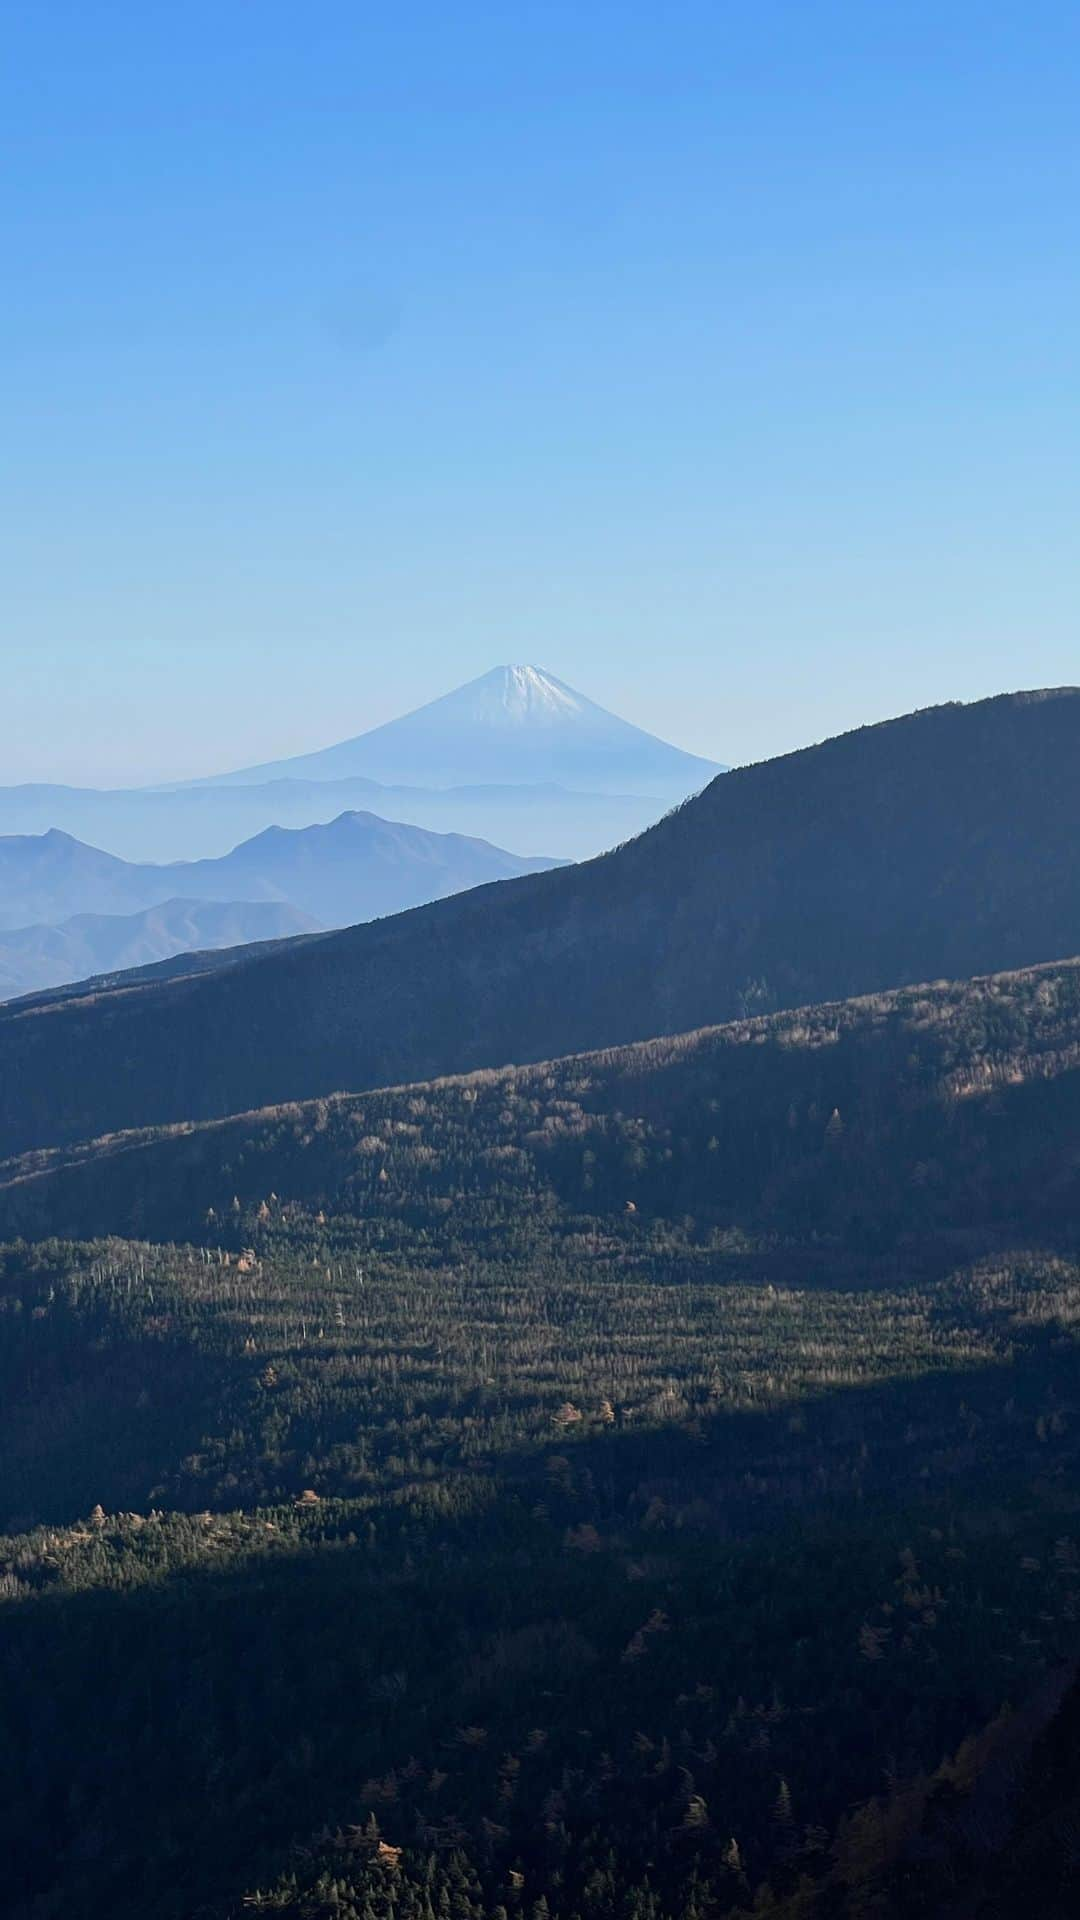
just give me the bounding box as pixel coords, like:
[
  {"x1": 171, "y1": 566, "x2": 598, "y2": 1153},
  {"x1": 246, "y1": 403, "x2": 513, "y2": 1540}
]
[{"x1": 200, "y1": 665, "x2": 724, "y2": 798}]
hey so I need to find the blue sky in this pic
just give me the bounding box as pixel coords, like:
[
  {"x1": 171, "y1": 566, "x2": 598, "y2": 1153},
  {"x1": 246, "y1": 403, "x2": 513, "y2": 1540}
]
[{"x1": 3, "y1": 1, "x2": 1079, "y2": 783}]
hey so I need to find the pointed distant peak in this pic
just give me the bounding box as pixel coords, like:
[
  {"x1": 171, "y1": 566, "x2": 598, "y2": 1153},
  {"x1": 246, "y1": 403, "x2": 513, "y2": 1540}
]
[
  {"x1": 416, "y1": 663, "x2": 614, "y2": 735},
  {"x1": 316, "y1": 809, "x2": 386, "y2": 832},
  {"x1": 231, "y1": 811, "x2": 383, "y2": 853},
  {"x1": 463, "y1": 664, "x2": 588, "y2": 724},
  {"x1": 200, "y1": 662, "x2": 724, "y2": 796},
  {"x1": 8, "y1": 827, "x2": 99, "y2": 854},
  {"x1": 487, "y1": 664, "x2": 571, "y2": 688}
]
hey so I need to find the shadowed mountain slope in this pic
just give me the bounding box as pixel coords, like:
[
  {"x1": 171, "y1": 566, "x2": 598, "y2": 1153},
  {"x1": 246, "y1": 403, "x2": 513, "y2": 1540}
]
[
  {"x1": 2, "y1": 687, "x2": 1080, "y2": 1159},
  {"x1": 4, "y1": 948, "x2": 1080, "y2": 1252},
  {"x1": 6, "y1": 959, "x2": 1080, "y2": 1917}
]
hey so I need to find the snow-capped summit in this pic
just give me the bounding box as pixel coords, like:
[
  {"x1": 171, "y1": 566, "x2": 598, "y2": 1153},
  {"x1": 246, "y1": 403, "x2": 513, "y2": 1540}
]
[
  {"x1": 462, "y1": 665, "x2": 591, "y2": 727},
  {"x1": 207, "y1": 665, "x2": 723, "y2": 798}
]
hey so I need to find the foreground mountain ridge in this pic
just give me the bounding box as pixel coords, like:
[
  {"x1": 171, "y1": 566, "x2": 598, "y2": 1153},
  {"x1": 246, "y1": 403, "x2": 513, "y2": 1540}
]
[
  {"x1": 1, "y1": 686, "x2": 1079, "y2": 1159},
  {"x1": 5, "y1": 946, "x2": 1080, "y2": 1917},
  {"x1": 4, "y1": 949, "x2": 1080, "y2": 1247},
  {"x1": 7, "y1": 696, "x2": 1080, "y2": 1920}
]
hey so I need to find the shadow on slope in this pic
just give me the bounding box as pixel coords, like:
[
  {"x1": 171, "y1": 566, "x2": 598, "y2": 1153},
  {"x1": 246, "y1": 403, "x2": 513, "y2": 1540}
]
[
  {"x1": 4, "y1": 689, "x2": 1080, "y2": 1155},
  {"x1": 3, "y1": 1345, "x2": 1080, "y2": 1920},
  {"x1": 5, "y1": 957, "x2": 1080, "y2": 1254}
]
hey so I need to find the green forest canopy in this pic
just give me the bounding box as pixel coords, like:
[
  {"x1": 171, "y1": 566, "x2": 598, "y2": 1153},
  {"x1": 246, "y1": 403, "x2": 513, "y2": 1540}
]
[{"x1": 4, "y1": 957, "x2": 1080, "y2": 1915}]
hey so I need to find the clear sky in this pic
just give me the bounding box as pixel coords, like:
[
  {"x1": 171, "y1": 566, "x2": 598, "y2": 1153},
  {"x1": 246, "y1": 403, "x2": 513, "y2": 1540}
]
[{"x1": 3, "y1": 1, "x2": 1079, "y2": 784}]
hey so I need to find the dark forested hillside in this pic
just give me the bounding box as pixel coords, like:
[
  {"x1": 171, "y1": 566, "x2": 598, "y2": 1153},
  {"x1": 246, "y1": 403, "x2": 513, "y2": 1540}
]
[
  {"x1": 4, "y1": 953, "x2": 1080, "y2": 1251},
  {"x1": 9, "y1": 696, "x2": 1080, "y2": 1920},
  {"x1": 5, "y1": 953, "x2": 1080, "y2": 1915},
  {"x1": 4, "y1": 1230, "x2": 1080, "y2": 1920},
  {"x1": 4, "y1": 688, "x2": 1080, "y2": 1156}
]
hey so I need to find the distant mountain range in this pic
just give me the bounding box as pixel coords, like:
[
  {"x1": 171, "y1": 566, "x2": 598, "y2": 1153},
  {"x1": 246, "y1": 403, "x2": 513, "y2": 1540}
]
[
  {"x1": 188, "y1": 664, "x2": 724, "y2": 797},
  {"x1": 0, "y1": 775, "x2": 660, "y2": 865},
  {"x1": 0, "y1": 898, "x2": 319, "y2": 1002},
  {"x1": 0, "y1": 813, "x2": 559, "y2": 1000},
  {"x1": 0, "y1": 667, "x2": 722, "y2": 869},
  {"x1": 0, "y1": 812, "x2": 558, "y2": 932},
  {"x1": 3, "y1": 687, "x2": 1079, "y2": 1156},
  {"x1": 0, "y1": 665, "x2": 715, "y2": 993}
]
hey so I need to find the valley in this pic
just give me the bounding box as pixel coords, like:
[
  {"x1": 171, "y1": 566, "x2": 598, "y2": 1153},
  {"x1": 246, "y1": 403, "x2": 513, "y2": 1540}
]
[
  {"x1": 3, "y1": 934, "x2": 1080, "y2": 1916},
  {"x1": 10, "y1": 23, "x2": 1074, "y2": 1915},
  {"x1": 4, "y1": 690, "x2": 1080, "y2": 1920}
]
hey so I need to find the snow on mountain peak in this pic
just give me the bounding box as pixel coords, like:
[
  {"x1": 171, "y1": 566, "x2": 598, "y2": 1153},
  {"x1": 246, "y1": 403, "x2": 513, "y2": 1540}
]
[
  {"x1": 200, "y1": 664, "x2": 724, "y2": 797},
  {"x1": 465, "y1": 666, "x2": 589, "y2": 728}
]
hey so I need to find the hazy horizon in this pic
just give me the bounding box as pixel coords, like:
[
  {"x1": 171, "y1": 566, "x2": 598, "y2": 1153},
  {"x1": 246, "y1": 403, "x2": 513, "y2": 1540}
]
[
  {"x1": 5, "y1": 2, "x2": 1080, "y2": 784},
  {"x1": 5, "y1": 657, "x2": 1079, "y2": 796}
]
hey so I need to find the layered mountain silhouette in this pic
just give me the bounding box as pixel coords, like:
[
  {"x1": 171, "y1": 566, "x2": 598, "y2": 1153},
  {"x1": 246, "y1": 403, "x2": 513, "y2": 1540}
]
[
  {"x1": 3, "y1": 688, "x2": 1080, "y2": 1157},
  {"x1": 0, "y1": 828, "x2": 137, "y2": 932},
  {"x1": 0, "y1": 813, "x2": 558, "y2": 999},
  {"x1": 0, "y1": 813, "x2": 558, "y2": 933},
  {"x1": 0, "y1": 898, "x2": 319, "y2": 1002},
  {"x1": 198, "y1": 664, "x2": 723, "y2": 797},
  {"x1": 0, "y1": 775, "x2": 661, "y2": 864},
  {"x1": 0, "y1": 668, "x2": 721, "y2": 865}
]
